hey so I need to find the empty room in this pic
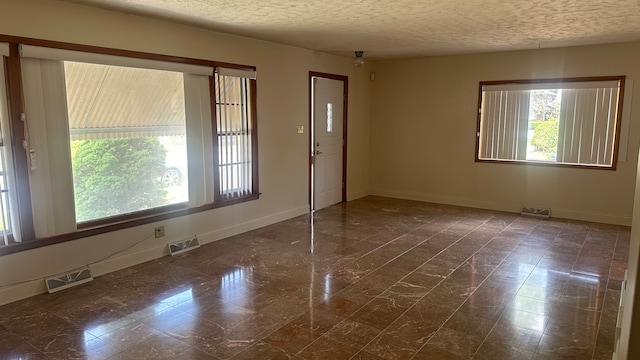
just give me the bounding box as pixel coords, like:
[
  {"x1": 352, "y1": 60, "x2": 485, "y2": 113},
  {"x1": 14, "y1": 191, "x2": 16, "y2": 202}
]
[{"x1": 1, "y1": 0, "x2": 640, "y2": 359}]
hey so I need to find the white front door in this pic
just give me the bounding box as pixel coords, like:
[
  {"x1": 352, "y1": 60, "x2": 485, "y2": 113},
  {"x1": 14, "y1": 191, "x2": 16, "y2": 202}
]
[{"x1": 312, "y1": 76, "x2": 344, "y2": 210}]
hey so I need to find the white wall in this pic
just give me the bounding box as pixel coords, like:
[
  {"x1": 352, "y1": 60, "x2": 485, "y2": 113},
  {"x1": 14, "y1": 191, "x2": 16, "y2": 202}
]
[
  {"x1": 0, "y1": 0, "x2": 372, "y2": 305},
  {"x1": 618, "y1": 148, "x2": 640, "y2": 359},
  {"x1": 370, "y1": 43, "x2": 640, "y2": 226}
]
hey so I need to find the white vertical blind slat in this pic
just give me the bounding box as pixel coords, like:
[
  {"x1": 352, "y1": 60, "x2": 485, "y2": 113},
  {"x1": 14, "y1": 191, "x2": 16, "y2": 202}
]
[
  {"x1": 21, "y1": 58, "x2": 77, "y2": 237},
  {"x1": 0, "y1": 50, "x2": 21, "y2": 242},
  {"x1": 0, "y1": 43, "x2": 9, "y2": 57},
  {"x1": 184, "y1": 73, "x2": 214, "y2": 206}
]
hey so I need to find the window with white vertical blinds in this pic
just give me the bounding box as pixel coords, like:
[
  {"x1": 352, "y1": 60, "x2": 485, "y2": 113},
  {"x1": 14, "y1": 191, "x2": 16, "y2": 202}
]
[
  {"x1": 476, "y1": 77, "x2": 625, "y2": 169},
  {"x1": 0, "y1": 39, "x2": 259, "y2": 245}
]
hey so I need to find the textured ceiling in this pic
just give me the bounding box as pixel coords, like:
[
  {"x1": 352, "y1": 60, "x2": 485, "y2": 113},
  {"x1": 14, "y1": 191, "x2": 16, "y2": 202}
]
[{"x1": 60, "y1": 0, "x2": 640, "y2": 59}]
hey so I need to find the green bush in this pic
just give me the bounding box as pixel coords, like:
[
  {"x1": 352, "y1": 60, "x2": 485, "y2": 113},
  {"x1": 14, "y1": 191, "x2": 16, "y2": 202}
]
[
  {"x1": 531, "y1": 118, "x2": 559, "y2": 159},
  {"x1": 72, "y1": 137, "x2": 167, "y2": 222}
]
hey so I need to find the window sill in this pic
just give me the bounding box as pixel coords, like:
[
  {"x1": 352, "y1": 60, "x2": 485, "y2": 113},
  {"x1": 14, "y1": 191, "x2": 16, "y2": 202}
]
[{"x1": 475, "y1": 158, "x2": 616, "y2": 170}]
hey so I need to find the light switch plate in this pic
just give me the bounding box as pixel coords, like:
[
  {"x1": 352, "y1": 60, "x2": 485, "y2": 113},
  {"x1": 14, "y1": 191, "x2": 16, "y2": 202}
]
[{"x1": 296, "y1": 125, "x2": 304, "y2": 134}]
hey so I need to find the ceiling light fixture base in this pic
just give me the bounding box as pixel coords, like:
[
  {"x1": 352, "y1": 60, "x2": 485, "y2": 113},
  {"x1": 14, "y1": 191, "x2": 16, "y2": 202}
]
[{"x1": 354, "y1": 51, "x2": 364, "y2": 67}]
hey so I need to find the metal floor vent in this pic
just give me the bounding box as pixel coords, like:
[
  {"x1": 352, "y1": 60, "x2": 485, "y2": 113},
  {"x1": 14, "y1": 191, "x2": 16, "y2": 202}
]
[
  {"x1": 45, "y1": 266, "x2": 93, "y2": 293},
  {"x1": 168, "y1": 236, "x2": 200, "y2": 256},
  {"x1": 520, "y1": 206, "x2": 551, "y2": 218}
]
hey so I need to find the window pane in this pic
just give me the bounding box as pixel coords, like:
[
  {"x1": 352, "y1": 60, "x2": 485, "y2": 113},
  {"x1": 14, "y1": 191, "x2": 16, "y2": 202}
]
[
  {"x1": 64, "y1": 62, "x2": 188, "y2": 223},
  {"x1": 526, "y1": 89, "x2": 560, "y2": 161}
]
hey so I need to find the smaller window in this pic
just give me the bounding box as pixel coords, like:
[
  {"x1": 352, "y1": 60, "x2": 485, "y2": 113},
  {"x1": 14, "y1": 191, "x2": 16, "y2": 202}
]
[
  {"x1": 214, "y1": 69, "x2": 257, "y2": 200},
  {"x1": 476, "y1": 76, "x2": 625, "y2": 169}
]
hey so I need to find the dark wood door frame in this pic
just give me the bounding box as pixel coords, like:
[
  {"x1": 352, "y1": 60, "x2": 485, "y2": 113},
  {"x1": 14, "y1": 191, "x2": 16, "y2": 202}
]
[{"x1": 308, "y1": 71, "x2": 348, "y2": 210}]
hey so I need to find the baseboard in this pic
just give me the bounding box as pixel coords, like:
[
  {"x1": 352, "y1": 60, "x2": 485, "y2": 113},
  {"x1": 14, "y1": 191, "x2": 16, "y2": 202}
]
[
  {"x1": 371, "y1": 189, "x2": 631, "y2": 226},
  {"x1": 347, "y1": 190, "x2": 370, "y2": 202},
  {"x1": 371, "y1": 189, "x2": 519, "y2": 213},
  {"x1": 88, "y1": 243, "x2": 167, "y2": 278},
  {"x1": 196, "y1": 205, "x2": 310, "y2": 245},
  {"x1": 0, "y1": 205, "x2": 310, "y2": 306},
  {"x1": 0, "y1": 279, "x2": 48, "y2": 306},
  {"x1": 91, "y1": 204, "x2": 310, "y2": 276},
  {"x1": 551, "y1": 208, "x2": 631, "y2": 226}
]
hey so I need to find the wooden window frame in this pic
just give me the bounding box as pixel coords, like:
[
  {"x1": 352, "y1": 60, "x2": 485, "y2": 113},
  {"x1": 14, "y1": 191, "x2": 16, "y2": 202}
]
[
  {"x1": 475, "y1": 76, "x2": 625, "y2": 170},
  {"x1": 0, "y1": 35, "x2": 259, "y2": 256}
]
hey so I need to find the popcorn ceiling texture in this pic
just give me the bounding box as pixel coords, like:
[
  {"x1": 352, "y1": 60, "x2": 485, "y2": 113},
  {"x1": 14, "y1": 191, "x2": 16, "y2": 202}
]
[{"x1": 62, "y1": 0, "x2": 640, "y2": 58}]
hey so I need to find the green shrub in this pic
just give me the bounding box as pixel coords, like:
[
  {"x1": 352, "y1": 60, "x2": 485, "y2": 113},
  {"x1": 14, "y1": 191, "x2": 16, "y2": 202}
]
[
  {"x1": 72, "y1": 137, "x2": 167, "y2": 222},
  {"x1": 531, "y1": 118, "x2": 559, "y2": 159}
]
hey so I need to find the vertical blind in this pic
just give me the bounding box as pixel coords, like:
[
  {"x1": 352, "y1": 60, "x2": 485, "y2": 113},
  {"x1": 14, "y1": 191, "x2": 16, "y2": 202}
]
[
  {"x1": 557, "y1": 87, "x2": 618, "y2": 165},
  {"x1": 215, "y1": 68, "x2": 255, "y2": 200},
  {"x1": 0, "y1": 44, "x2": 20, "y2": 243},
  {"x1": 0, "y1": 43, "x2": 8, "y2": 57},
  {"x1": 479, "y1": 90, "x2": 529, "y2": 160}
]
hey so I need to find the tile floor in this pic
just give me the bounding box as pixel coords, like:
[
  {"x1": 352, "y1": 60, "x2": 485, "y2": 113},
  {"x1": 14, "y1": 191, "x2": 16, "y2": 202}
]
[{"x1": 0, "y1": 196, "x2": 630, "y2": 359}]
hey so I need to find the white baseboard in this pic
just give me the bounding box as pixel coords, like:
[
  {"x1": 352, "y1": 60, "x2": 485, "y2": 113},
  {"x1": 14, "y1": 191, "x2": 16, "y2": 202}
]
[
  {"x1": 371, "y1": 189, "x2": 631, "y2": 226},
  {"x1": 196, "y1": 205, "x2": 310, "y2": 245},
  {"x1": 90, "y1": 205, "x2": 310, "y2": 276},
  {"x1": 0, "y1": 205, "x2": 310, "y2": 306},
  {"x1": 347, "y1": 190, "x2": 370, "y2": 201},
  {"x1": 0, "y1": 279, "x2": 48, "y2": 306}
]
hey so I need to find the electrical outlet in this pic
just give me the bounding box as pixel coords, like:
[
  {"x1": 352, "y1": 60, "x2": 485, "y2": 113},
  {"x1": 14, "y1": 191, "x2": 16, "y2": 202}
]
[{"x1": 154, "y1": 226, "x2": 165, "y2": 238}]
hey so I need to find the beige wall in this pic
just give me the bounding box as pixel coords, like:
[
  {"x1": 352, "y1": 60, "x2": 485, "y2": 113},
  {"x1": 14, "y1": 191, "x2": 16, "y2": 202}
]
[
  {"x1": 619, "y1": 153, "x2": 640, "y2": 359},
  {"x1": 0, "y1": 0, "x2": 372, "y2": 304},
  {"x1": 370, "y1": 43, "x2": 640, "y2": 226}
]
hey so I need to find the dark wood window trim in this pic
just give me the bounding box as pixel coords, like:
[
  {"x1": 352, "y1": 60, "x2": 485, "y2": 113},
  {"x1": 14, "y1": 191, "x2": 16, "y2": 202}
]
[
  {"x1": 211, "y1": 74, "x2": 259, "y2": 203},
  {"x1": 475, "y1": 76, "x2": 625, "y2": 170},
  {"x1": 0, "y1": 34, "x2": 259, "y2": 256}
]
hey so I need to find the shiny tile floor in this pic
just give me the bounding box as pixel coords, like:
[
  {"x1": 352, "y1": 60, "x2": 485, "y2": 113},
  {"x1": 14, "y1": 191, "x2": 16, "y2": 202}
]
[{"x1": 0, "y1": 196, "x2": 630, "y2": 359}]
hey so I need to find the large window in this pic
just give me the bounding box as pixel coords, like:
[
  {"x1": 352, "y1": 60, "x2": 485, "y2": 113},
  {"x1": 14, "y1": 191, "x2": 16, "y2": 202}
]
[
  {"x1": 476, "y1": 77, "x2": 625, "y2": 169},
  {"x1": 0, "y1": 37, "x2": 258, "y2": 251},
  {"x1": 63, "y1": 62, "x2": 189, "y2": 223}
]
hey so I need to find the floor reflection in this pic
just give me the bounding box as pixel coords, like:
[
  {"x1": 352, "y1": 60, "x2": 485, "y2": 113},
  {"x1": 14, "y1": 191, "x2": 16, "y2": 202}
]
[
  {"x1": 0, "y1": 197, "x2": 628, "y2": 359},
  {"x1": 220, "y1": 266, "x2": 252, "y2": 307}
]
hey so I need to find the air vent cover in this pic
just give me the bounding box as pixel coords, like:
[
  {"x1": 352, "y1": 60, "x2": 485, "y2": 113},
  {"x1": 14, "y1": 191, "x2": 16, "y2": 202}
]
[
  {"x1": 45, "y1": 267, "x2": 93, "y2": 293},
  {"x1": 168, "y1": 236, "x2": 200, "y2": 256},
  {"x1": 520, "y1": 207, "x2": 551, "y2": 218}
]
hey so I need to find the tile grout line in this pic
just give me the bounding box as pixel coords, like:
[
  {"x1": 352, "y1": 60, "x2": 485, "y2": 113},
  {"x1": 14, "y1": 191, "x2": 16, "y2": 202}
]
[
  {"x1": 291, "y1": 212, "x2": 481, "y2": 358},
  {"x1": 331, "y1": 213, "x2": 536, "y2": 359},
  {"x1": 429, "y1": 217, "x2": 549, "y2": 360},
  {"x1": 469, "y1": 220, "x2": 573, "y2": 360},
  {"x1": 589, "y1": 226, "x2": 622, "y2": 360}
]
